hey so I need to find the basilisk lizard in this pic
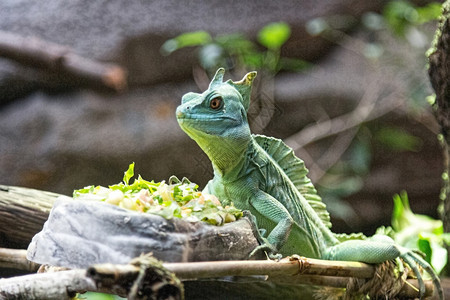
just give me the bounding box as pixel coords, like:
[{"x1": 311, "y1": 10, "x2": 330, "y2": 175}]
[{"x1": 176, "y1": 68, "x2": 443, "y2": 299}]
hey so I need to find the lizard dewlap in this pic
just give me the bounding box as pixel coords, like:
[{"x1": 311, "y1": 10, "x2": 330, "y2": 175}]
[{"x1": 73, "y1": 162, "x2": 242, "y2": 226}]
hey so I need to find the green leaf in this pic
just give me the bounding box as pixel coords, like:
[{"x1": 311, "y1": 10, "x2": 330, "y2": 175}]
[
  {"x1": 241, "y1": 52, "x2": 264, "y2": 69},
  {"x1": 383, "y1": 1, "x2": 442, "y2": 36},
  {"x1": 257, "y1": 22, "x2": 291, "y2": 50},
  {"x1": 417, "y1": 237, "x2": 432, "y2": 264},
  {"x1": 418, "y1": 234, "x2": 448, "y2": 274},
  {"x1": 383, "y1": 1, "x2": 417, "y2": 35},
  {"x1": 279, "y1": 57, "x2": 311, "y2": 72},
  {"x1": 375, "y1": 127, "x2": 422, "y2": 152},
  {"x1": 415, "y1": 2, "x2": 442, "y2": 24},
  {"x1": 123, "y1": 162, "x2": 135, "y2": 186},
  {"x1": 161, "y1": 31, "x2": 212, "y2": 55},
  {"x1": 430, "y1": 240, "x2": 447, "y2": 274},
  {"x1": 441, "y1": 233, "x2": 450, "y2": 247},
  {"x1": 392, "y1": 191, "x2": 409, "y2": 231},
  {"x1": 216, "y1": 33, "x2": 256, "y2": 52},
  {"x1": 73, "y1": 186, "x2": 94, "y2": 198}
]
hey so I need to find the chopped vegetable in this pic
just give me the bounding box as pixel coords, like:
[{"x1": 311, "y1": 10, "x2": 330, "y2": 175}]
[{"x1": 73, "y1": 163, "x2": 242, "y2": 226}]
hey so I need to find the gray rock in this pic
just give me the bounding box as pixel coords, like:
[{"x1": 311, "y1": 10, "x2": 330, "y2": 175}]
[{"x1": 27, "y1": 198, "x2": 261, "y2": 269}]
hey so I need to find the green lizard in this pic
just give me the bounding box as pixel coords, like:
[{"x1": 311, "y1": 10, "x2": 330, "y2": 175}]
[{"x1": 176, "y1": 68, "x2": 443, "y2": 299}]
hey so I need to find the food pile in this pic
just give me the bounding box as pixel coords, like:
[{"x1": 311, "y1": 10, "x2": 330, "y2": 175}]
[{"x1": 73, "y1": 163, "x2": 242, "y2": 225}]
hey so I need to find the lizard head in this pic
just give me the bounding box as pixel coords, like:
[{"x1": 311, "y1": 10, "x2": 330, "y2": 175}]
[{"x1": 176, "y1": 68, "x2": 257, "y2": 173}]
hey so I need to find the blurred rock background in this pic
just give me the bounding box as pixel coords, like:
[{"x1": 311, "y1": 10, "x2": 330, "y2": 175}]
[{"x1": 0, "y1": 0, "x2": 443, "y2": 235}]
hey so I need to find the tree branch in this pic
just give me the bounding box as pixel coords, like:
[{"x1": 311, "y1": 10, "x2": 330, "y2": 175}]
[
  {"x1": 0, "y1": 30, "x2": 127, "y2": 92},
  {"x1": 0, "y1": 185, "x2": 59, "y2": 248},
  {"x1": 284, "y1": 81, "x2": 401, "y2": 153}
]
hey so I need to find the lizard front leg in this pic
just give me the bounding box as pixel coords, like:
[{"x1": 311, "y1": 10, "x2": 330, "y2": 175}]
[{"x1": 248, "y1": 191, "x2": 294, "y2": 259}]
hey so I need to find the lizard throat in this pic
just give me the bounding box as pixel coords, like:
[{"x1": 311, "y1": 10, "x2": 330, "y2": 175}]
[{"x1": 200, "y1": 135, "x2": 251, "y2": 177}]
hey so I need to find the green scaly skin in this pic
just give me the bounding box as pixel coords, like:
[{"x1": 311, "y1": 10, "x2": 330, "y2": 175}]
[{"x1": 176, "y1": 68, "x2": 443, "y2": 299}]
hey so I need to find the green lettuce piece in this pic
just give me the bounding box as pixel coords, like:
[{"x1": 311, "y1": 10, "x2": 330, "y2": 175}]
[
  {"x1": 123, "y1": 162, "x2": 135, "y2": 185},
  {"x1": 73, "y1": 164, "x2": 242, "y2": 226}
]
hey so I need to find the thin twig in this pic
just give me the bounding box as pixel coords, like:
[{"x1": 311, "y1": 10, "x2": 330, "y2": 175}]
[
  {"x1": 294, "y1": 78, "x2": 383, "y2": 181},
  {"x1": 284, "y1": 87, "x2": 402, "y2": 152},
  {"x1": 308, "y1": 127, "x2": 359, "y2": 182}
]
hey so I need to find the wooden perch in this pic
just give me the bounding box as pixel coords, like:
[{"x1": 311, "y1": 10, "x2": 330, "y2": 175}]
[
  {"x1": 0, "y1": 30, "x2": 127, "y2": 92},
  {"x1": 0, "y1": 185, "x2": 59, "y2": 248},
  {"x1": 0, "y1": 249, "x2": 434, "y2": 299}
]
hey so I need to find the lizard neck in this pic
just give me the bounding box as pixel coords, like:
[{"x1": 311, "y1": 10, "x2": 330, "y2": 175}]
[
  {"x1": 177, "y1": 106, "x2": 253, "y2": 178},
  {"x1": 206, "y1": 133, "x2": 252, "y2": 178}
]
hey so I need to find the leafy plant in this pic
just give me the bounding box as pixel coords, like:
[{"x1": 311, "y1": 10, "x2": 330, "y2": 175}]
[
  {"x1": 378, "y1": 191, "x2": 450, "y2": 274},
  {"x1": 383, "y1": 1, "x2": 442, "y2": 36},
  {"x1": 161, "y1": 22, "x2": 309, "y2": 75},
  {"x1": 375, "y1": 127, "x2": 423, "y2": 152}
]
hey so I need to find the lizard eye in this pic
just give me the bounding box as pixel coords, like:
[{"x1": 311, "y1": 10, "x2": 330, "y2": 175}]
[{"x1": 209, "y1": 97, "x2": 223, "y2": 110}]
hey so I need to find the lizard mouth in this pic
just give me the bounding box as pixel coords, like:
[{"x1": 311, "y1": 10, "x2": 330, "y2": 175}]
[{"x1": 176, "y1": 113, "x2": 238, "y2": 123}]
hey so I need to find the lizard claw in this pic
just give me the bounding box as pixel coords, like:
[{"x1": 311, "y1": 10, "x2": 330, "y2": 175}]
[
  {"x1": 250, "y1": 242, "x2": 282, "y2": 260},
  {"x1": 244, "y1": 210, "x2": 282, "y2": 260},
  {"x1": 398, "y1": 247, "x2": 443, "y2": 300}
]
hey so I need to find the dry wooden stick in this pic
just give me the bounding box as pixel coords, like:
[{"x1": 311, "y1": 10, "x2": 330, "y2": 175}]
[
  {"x1": 0, "y1": 248, "x2": 39, "y2": 273},
  {"x1": 0, "y1": 248, "x2": 434, "y2": 299},
  {"x1": 0, "y1": 269, "x2": 93, "y2": 300},
  {"x1": 165, "y1": 255, "x2": 374, "y2": 280},
  {"x1": 0, "y1": 30, "x2": 127, "y2": 92}
]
